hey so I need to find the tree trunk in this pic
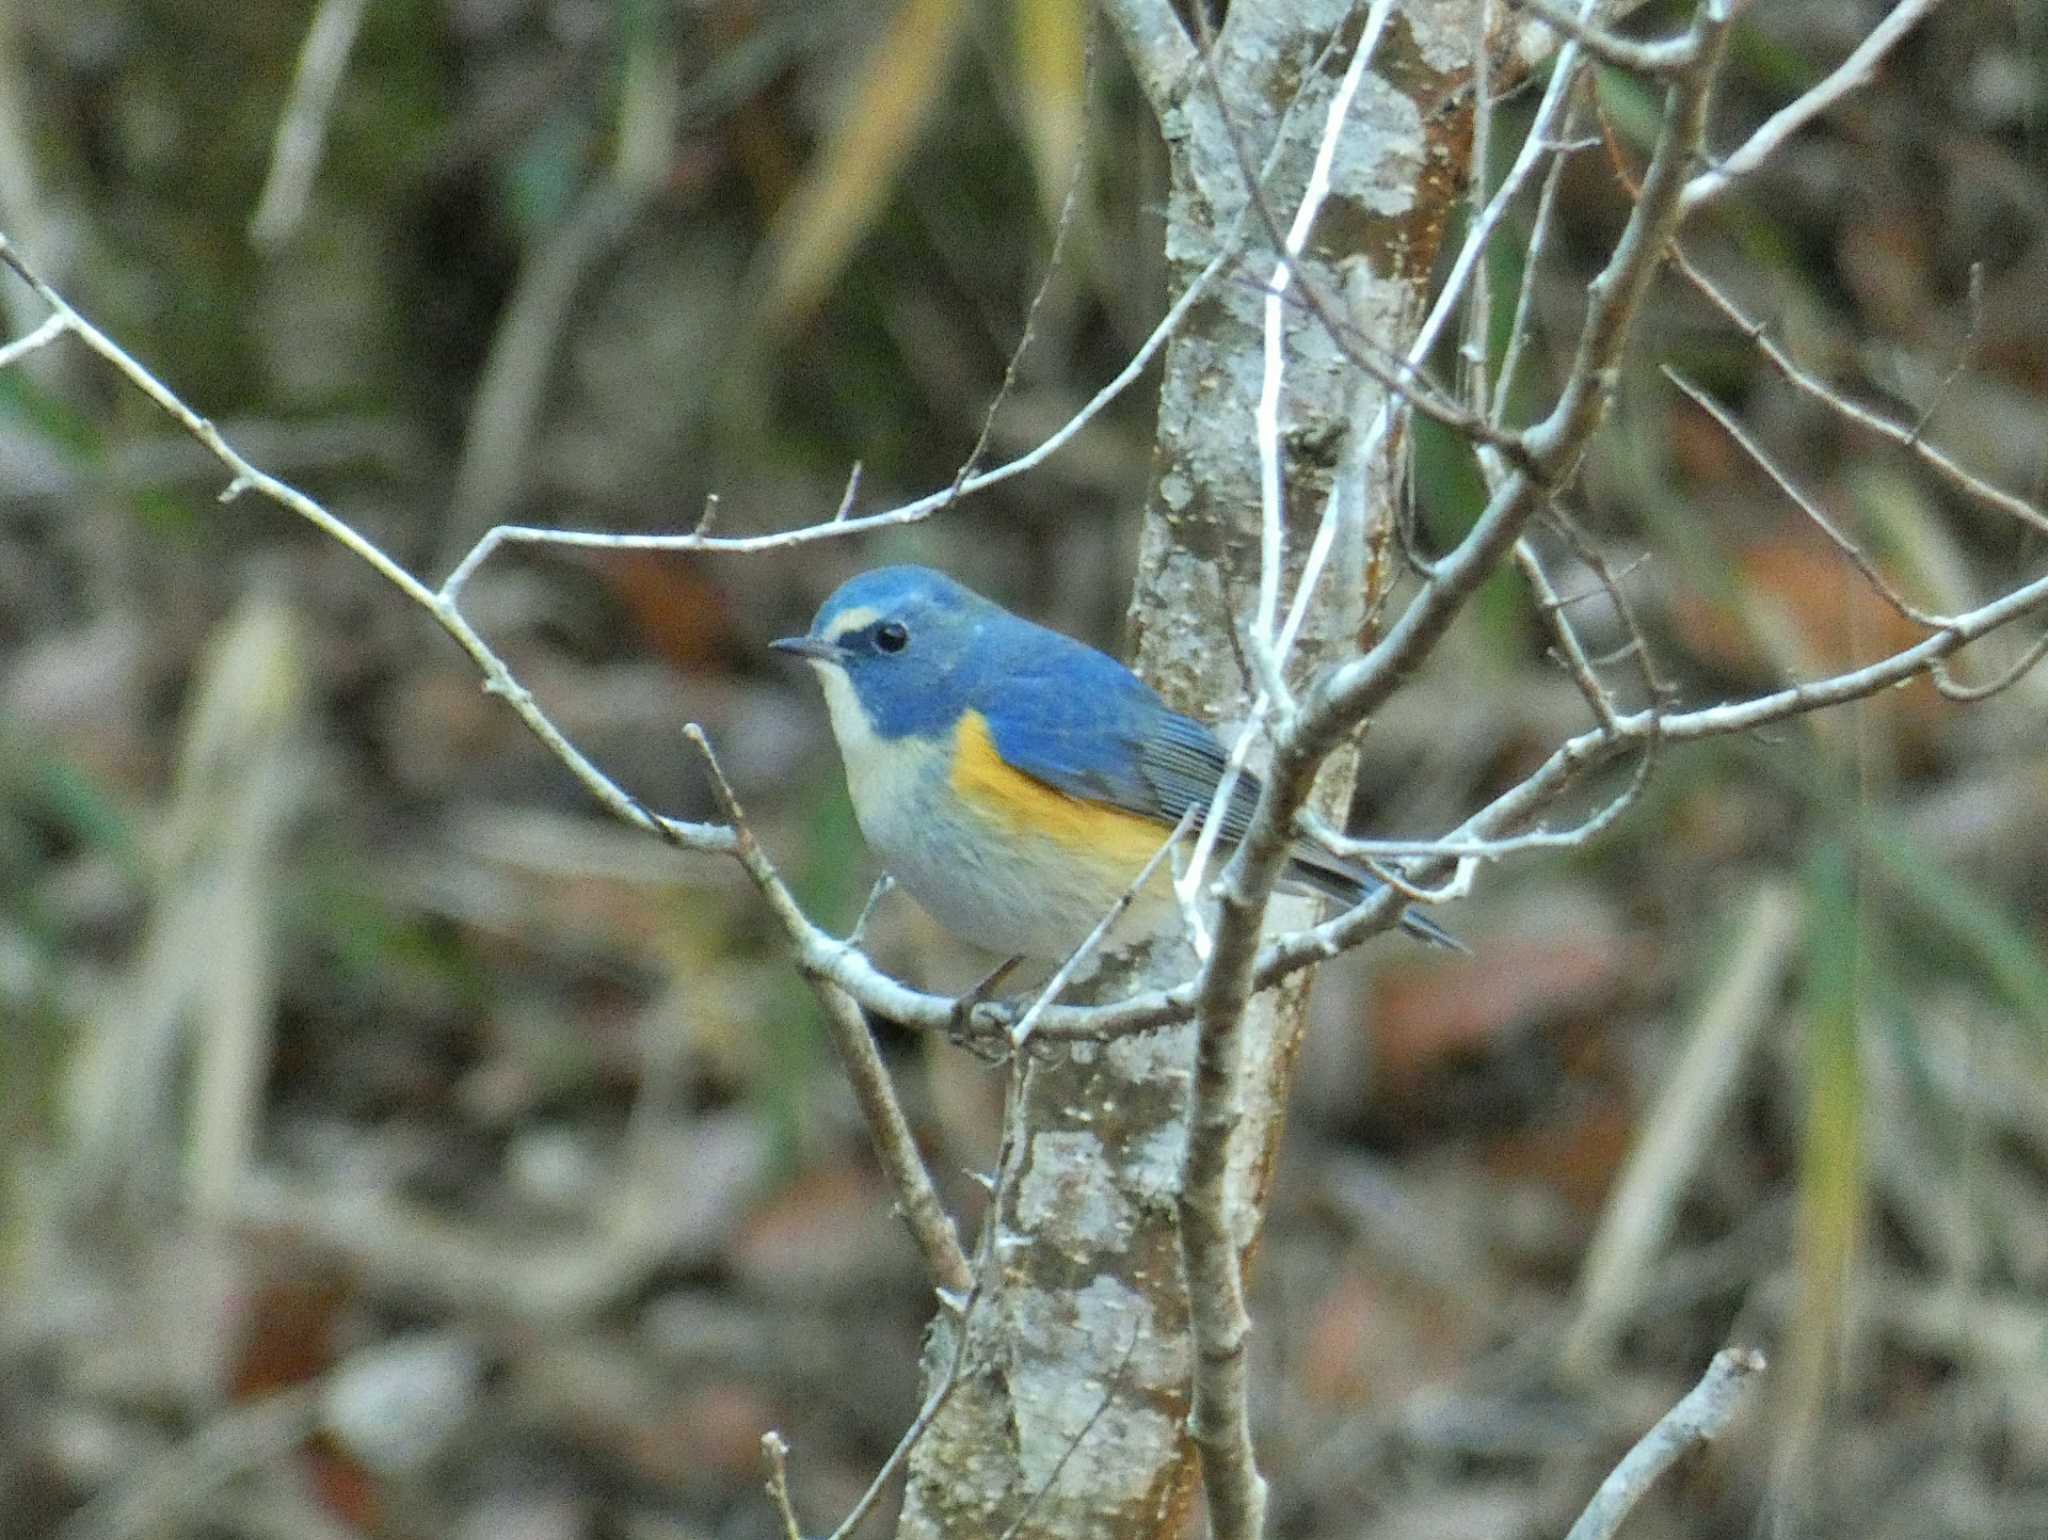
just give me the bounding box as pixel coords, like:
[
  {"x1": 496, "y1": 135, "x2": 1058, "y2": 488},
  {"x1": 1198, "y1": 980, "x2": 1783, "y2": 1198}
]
[{"x1": 895, "y1": 4, "x2": 1478, "y2": 1535}]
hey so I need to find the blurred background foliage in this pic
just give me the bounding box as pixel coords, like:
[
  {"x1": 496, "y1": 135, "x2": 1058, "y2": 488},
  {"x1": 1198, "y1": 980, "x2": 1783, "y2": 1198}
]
[{"x1": 3, "y1": 0, "x2": 2048, "y2": 1536}]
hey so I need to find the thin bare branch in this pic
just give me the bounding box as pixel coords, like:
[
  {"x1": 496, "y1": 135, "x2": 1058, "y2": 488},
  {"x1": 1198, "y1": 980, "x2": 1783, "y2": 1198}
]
[
  {"x1": 683, "y1": 726, "x2": 972, "y2": 1299},
  {"x1": 1010, "y1": 808, "x2": 1196, "y2": 1047},
  {"x1": 1174, "y1": 6, "x2": 1476, "y2": 462},
  {"x1": 1171, "y1": 6, "x2": 1596, "y2": 960},
  {"x1": 1512, "y1": 0, "x2": 1700, "y2": 75},
  {"x1": 1250, "y1": 0, "x2": 1401, "y2": 705},
  {"x1": 1464, "y1": 0, "x2": 1498, "y2": 428},
  {"x1": 1519, "y1": 537, "x2": 1625, "y2": 732},
  {"x1": 0, "y1": 308, "x2": 65, "y2": 368},
  {"x1": 1247, "y1": 267, "x2": 1529, "y2": 452},
  {"x1": 760, "y1": 1432, "x2": 805, "y2": 1540},
  {"x1": 0, "y1": 235, "x2": 725, "y2": 858},
  {"x1": 1181, "y1": 899, "x2": 1272, "y2": 1540},
  {"x1": 1667, "y1": 368, "x2": 1950, "y2": 628},
  {"x1": 1269, "y1": 0, "x2": 1602, "y2": 681},
  {"x1": 1290, "y1": 0, "x2": 1733, "y2": 805},
  {"x1": 1564, "y1": 1347, "x2": 1768, "y2": 1540},
  {"x1": 943, "y1": 31, "x2": 1096, "y2": 509},
  {"x1": 1908, "y1": 260, "x2": 1984, "y2": 442},
  {"x1": 1930, "y1": 630, "x2": 2048, "y2": 701},
  {"x1": 1033, "y1": 540, "x2": 2048, "y2": 1046},
  {"x1": 846, "y1": 874, "x2": 897, "y2": 949},
  {"x1": 1673, "y1": 245, "x2": 2048, "y2": 537},
  {"x1": 437, "y1": 237, "x2": 1239, "y2": 595},
  {"x1": 822, "y1": 1044, "x2": 1036, "y2": 1540},
  {"x1": 1491, "y1": 105, "x2": 1587, "y2": 433},
  {"x1": 829, "y1": 462, "x2": 864, "y2": 522},
  {"x1": 994, "y1": 1324, "x2": 1145, "y2": 1540},
  {"x1": 1681, "y1": 0, "x2": 1945, "y2": 213}
]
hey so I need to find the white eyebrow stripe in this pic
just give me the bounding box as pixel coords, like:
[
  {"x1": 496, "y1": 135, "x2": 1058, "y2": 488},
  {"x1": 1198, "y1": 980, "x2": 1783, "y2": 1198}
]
[{"x1": 822, "y1": 605, "x2": 884, "y2": 643}]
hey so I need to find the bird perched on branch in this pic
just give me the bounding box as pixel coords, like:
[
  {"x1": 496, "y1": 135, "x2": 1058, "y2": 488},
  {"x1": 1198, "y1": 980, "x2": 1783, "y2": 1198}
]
[{"x1": 774, "y1": 565, "x2": 1459, "y2": 963}]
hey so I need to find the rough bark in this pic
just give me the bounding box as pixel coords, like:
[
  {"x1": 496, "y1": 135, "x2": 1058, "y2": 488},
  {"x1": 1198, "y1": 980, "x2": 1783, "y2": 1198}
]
[{"x1": 894, "y1": 5, "x2": 1477, "y2": 1536}]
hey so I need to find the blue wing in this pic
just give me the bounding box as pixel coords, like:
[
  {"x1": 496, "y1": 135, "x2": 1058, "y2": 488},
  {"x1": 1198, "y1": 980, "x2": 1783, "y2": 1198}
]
[
  {"x1": 965, "y1": 623, "x2": 1257, "y2": 832},
  {"x1": 967, "y1": 618, "x2": 1463, "y2": 950}
]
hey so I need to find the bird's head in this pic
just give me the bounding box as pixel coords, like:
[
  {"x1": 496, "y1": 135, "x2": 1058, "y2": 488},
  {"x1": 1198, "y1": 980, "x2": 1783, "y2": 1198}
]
[{"x1": 772, "y1": 565, "x2": 995, "y2": 742}]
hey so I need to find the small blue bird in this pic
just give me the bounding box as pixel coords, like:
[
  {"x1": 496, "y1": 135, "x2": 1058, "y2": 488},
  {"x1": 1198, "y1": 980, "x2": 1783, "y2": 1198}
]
[{"x1": 773, "y1": 566, "x2": 1458, "y2": 962}]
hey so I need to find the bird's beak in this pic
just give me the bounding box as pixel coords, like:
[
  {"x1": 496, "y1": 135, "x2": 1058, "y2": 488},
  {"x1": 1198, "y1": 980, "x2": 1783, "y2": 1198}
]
[{"x1": 771, "y1": 635, "x2": 844, "y2": 664}]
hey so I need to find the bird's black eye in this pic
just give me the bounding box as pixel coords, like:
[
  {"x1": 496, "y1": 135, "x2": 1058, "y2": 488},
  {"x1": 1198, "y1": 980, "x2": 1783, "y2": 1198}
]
[{"x1": 874, "y1": 621, "x2": 910, "y2": 654}]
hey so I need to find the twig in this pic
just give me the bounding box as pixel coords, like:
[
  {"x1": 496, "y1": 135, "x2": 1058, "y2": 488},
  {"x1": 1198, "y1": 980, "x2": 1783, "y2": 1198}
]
[
  {"x1": 761, "y1": 1431, "x2": 805, "y2": 1540},
  {"x1": 437, "y1": 238, "x2": 1240, "y2": 594},
  {"x1": 1562, "y1": 1347, "x2": 1768, "y2": 1540},
  {"x1": 993, "y1": 1323, "x2": 1144, "y2": 1540},
  {"x1": 1165, "y1": 0, "x2": 1434, "y2": 932},
  {"x1": 1177, "y1": 716, "x2": 1263, "y2": 966},
  {"x1": 819, "y1": 1045, "x2": 1035, "y2": 1540},
  {"x1": 1672, "y1": 244, "x2": 2048, "y2": 538},
  {"x1": 1907, "y1": 260, "x2": 1983, "y2": 443},
  {"x1": 1930, "y1": 630, "x2": 2048, "y2": 701},
  {"x1": 1248, "y1": 0, "x2": 1401, "y2": 707},
  {"x1": 1680, "y1": 0, "x2": 1945, "y2": 213},
  {"x1": 1238, "y1": 264, "x2": 1527, "y2": 453},
  {"x1": 1176, "y1": 0, "x2": 1721, "y2": 1040},
  {"x1": 1267, "y1": 0, "x2": 1601, "y2": 684},
  {"x1": 846, "y1": 874, "x2": 897, "y2": 948},
  {"x1": 1463, "y1": 0, "x2": 1498, "y2": 429},
  {"x1": 1179, "y1": 870, "x2": 1271, "y2": 1540},
  {"x1": 1492, "y1": 101, "x2": 1591, "y2": 434},
  {"x1": 1039, "y1": 543, "x2": 2048, "y2": 1046},
  {"x1": 0, "y1": 308, "x2": 65, "y2": 368},
  {"x1": 437, "y1": 2, "x2": 679, "y2": 563},
  {"x1": 829, "y1": 463, "x2": 863, "y2": 522},
  {"x1": 1510, "y1": 0, "x2": 1700, "y2": 75},
  {"x1": 1518, "y1": 537, "x2": 1625, "y2": 733},
  {"x1": 1298, "y1": 0, "x2": 1734, "y2": 768},
  {"x1": 1183, "y1": 6, "x2": 1534, "y2": 474},
  {"x1": 437, "y1": 180, "x2": 653, "y2": 566},
  {"x1": 1010, "y1": 808, "x2": 1197, "y2": 1048},
  {"x1": 939, "y1": 26, "x2": 1095, "y2": 511},
  {"x1": 0, "y1": 234, "x2": 731, "y2": 862},
  {"x1": 1665, "y1": 368, "x2": 1949, "y2": 628},
  {"x1": 683, "y1": 726, "x2": 973, "y2": 1299}
]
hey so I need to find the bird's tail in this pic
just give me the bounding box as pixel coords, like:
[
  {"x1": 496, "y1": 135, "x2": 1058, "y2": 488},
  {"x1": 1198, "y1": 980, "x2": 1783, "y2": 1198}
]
[{"x1": 1281, "y1": 848, "x2": 1467, "y2": 953}]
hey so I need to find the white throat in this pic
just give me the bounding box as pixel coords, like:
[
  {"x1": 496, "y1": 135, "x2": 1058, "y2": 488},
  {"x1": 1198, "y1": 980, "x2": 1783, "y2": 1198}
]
[{"x1": 811, "y1": 662, "x2": 892, "y2": 792}]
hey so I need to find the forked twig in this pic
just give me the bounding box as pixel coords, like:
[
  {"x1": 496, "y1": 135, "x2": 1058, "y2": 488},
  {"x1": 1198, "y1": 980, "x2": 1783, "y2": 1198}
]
[{"x1": 1671, "y1": 244, "x2": 2048, "y2": 538}]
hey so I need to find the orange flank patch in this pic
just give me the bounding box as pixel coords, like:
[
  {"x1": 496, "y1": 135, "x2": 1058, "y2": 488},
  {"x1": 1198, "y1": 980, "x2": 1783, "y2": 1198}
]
[{"x1": 949, "y1": 709, "x2": 1168, "y2": 866}]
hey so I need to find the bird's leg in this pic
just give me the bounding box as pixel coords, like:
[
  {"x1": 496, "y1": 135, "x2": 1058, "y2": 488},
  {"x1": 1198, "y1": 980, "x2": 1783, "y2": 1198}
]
[{"x1": 949, "y1": 954, "x2": 1022, "y2": 1038}]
